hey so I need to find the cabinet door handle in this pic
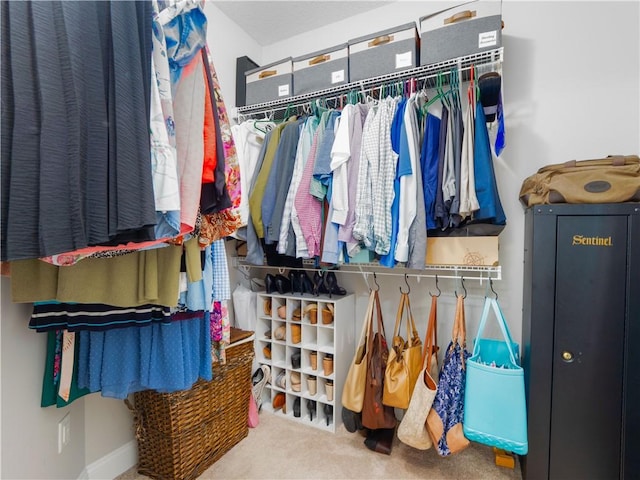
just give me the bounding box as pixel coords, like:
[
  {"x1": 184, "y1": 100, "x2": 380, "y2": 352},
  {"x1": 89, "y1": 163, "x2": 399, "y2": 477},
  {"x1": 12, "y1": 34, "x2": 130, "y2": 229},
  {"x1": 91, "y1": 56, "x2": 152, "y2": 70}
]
[{"x1": 561, "y1": 351, "x2": 574, "y2": 362}]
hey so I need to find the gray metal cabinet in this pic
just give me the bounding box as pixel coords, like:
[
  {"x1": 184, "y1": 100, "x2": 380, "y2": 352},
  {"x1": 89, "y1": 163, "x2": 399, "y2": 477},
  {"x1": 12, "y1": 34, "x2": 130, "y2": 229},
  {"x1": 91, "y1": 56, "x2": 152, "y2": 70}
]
[{"x1": 522, "y1": 203, "x2": 640, "y2": 480}]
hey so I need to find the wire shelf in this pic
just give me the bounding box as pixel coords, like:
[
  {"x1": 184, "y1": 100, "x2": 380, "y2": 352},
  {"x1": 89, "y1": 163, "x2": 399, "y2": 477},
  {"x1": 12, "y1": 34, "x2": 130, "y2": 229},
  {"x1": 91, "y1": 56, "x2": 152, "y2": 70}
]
[
  {"x1": 232, "y1": 256, "x2": 501, "y2": 283},
  {"x1": 237, "y1": 48, "x2": 503, "y2": 115}
]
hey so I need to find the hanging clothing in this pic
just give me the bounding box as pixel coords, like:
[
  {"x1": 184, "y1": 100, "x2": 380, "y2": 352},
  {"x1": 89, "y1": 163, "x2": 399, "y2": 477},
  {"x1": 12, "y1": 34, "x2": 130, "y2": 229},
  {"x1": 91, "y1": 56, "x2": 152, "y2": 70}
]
[
  {"x1": 459, "y1": 90, "x2": 480, "y2": 219},
  {"x1": 77, "y1": 313, "x2": 212, "y2": 399},
  {"x1": 9, "y1": 240, "x2": 201, "y2": 307},
  {"x1": 249, "y1": 122, "x2": 289, "y2": 239},
  {"x1": 352, "y1": 106, "x2": 378, "y2": 250},
  {"x1": 338, "y1": 103, "x2": 369, "y2": 254},
  {"x1": 1, "y1": 1, "x2": 156, "y2": 261},
  {"x1": 379, "y1": 97, "x2": 407, "y2": 268},
  {"x1": 265, "y1": 118, "x2": 305, "y2": 245},
  {"x1": 473, "y1": 103, "x2": 506, "y2": 226},
  {"x1": 277, "y1": 116, "x2": 318, "y2": 256}
]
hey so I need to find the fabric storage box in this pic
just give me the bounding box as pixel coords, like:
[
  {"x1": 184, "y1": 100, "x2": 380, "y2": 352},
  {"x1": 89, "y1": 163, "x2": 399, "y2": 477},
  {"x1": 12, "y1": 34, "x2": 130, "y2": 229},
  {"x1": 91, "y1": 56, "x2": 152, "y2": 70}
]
[
  {"x1": 348, "y1": 22, "x2": 419, "y2": 82},
  {"x1": 426, "y1": 236, "x2": 499, "y2": 266},
  {"x1": 293, "y1": 43, "x2": 349, "y2": 95},
  {"x1": 245, "y1": 57, "x2": 293, "y2": 105},
  {"x1": 420, "y1": 0, "x2": 502, "y2": 65},
  {"x1": 128, "y1": 329, "x2": 255, "y2": 480}
]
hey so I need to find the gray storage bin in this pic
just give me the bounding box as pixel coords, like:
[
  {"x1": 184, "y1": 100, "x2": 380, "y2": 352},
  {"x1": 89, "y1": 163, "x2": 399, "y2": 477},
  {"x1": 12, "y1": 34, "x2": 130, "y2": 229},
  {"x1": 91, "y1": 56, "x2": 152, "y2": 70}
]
[
  {"x1": 348, "y1": 22, "x2": 419, "y2": 82},
  {"x1": 420, "y1": 1, "x2": 502, "y2": 66},
  {"x1": 245, "y1": 57, "x2": 293, "y2": 105},
  {"x1": 293, "y1": 44, "x2": 349, "y2": 95}
]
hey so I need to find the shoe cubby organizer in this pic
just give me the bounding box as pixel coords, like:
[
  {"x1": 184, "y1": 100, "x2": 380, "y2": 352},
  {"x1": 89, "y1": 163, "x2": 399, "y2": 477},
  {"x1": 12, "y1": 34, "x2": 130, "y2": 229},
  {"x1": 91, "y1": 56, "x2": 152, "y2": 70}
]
[{"x1": 256, "y1": 291, "x2": 355, "y2": 432}]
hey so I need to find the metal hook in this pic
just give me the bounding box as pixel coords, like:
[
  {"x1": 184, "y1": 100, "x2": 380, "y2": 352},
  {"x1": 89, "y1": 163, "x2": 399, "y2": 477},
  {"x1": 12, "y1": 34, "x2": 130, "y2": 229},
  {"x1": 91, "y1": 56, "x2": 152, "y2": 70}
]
[
  {"x1": 455, "y1": 276, "x2": 467, "y2": 299},
  {"x1": 373, "y1": 272, "x2": 380, "y2": 291},
  {"x1": 399, "y1": 274, "x2": 410, "y2": 294},
  {"x1": 429, "y1": 275, "x2": 441, "y2": 297},
  {"x1": 490, "y1": 278, "x2": 498, "y2": 300}
]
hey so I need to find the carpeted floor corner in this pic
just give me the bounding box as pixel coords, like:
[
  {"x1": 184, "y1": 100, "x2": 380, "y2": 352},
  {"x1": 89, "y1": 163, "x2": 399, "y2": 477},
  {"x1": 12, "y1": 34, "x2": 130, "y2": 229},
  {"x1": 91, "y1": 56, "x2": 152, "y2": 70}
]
[{"x1": 116, "y1": 411, "x2": 523, "y2": 479}]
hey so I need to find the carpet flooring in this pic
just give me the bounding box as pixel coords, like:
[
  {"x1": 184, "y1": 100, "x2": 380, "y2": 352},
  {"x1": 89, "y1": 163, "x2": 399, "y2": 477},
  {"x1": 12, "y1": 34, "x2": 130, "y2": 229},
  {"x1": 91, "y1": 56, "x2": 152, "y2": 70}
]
[{"x1": 116, "y1": 411, "x2": 523, "y2": 479}]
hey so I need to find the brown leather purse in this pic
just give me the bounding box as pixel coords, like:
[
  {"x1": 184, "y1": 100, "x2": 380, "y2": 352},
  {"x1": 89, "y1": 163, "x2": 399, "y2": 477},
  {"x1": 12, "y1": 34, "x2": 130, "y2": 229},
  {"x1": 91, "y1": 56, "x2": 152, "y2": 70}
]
[
  {"x1": 361, "y1": 290, "x2": 397, "y2": 431},
  {"x1": 519, "y1": 155, "x2": 640, "y2": 207}
]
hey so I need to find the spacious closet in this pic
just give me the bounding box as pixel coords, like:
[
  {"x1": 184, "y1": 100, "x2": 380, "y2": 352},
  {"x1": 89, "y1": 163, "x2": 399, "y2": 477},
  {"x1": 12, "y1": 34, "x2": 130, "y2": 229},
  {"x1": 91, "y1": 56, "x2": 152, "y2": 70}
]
[{"x1": 1, "y1": 2, "x2": 638, "y2": 480}]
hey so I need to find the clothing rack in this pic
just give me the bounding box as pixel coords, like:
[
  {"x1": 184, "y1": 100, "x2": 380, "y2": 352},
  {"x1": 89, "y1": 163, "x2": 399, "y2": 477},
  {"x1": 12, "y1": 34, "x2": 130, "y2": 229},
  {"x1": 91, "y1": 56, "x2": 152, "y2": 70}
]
[{"x1": 236, "y1": 47, "x2": 503, "y2": 119}]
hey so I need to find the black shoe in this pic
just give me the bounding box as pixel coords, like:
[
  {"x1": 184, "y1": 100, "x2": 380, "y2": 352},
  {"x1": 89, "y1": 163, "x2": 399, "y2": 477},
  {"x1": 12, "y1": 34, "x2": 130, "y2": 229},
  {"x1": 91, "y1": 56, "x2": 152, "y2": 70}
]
[
  {"x1": 324, "y1": 271, "x2": 346, "y2": 298},
  {"x1": 275, "y1": 274, "x2": 291, "y2": 294},
  {"x1": 291, "y1": 350, "x2": 301, "y2": 369},
  {"x1": 289, "y1": 270, "x2": 302, "y2": 295},
  {"x1": 342, "y1": 407, "x2": 363, "y2": 433},
  {"x1": 265, "y1": 274, "x2": 277, "y2": 294},
  {"x1": 293, "y1": 397, "x2": 301, "y2": 418},
  {"x1": 307, "y1": 400, "x2": 316, "y2": 421},
  {"x1": 312, "y1": 271, "x2": 329, "y2": 296},
  {"x1": 299, "y1": 270, "x2": 314, "y2": 295},
  {"x1": 324, "y1": 404, "x2": 333, "y2": 426}
]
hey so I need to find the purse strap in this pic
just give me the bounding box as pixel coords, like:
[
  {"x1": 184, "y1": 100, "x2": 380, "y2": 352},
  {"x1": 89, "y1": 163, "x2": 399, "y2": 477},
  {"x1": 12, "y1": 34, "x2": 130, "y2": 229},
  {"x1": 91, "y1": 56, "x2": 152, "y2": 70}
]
[
  {"x1": 451, "y1": 295, "x2": 468, "y2": 368},
  {"x1": 366, "y1": 289, "x2": 386, "y2": 361},
  {"x1": 356, "y1": 290, "x2": 375, "y2": 354},
  {"x1": 393, "y1": 292, "x2": 420, "y2": 348},
  {"x1": 422, "y1": 295, "x2": 438, "y2": 372},
  {"x1": 472, "y1": 297, "x2": 518, "y2": 366}
]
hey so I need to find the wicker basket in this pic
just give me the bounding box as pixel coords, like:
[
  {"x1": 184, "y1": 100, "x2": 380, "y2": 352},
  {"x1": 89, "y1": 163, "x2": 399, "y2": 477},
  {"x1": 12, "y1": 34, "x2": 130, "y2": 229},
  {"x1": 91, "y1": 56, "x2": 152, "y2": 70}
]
[{"x1": 128, "y1": 333, "x2": 255, "y2": 480}]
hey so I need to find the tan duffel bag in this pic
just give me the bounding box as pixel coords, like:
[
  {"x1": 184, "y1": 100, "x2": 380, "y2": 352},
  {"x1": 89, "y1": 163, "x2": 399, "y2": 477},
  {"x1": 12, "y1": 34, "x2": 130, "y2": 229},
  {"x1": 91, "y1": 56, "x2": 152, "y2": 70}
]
[{"x1": 519, "y1": 155, "x2": 640, "y2": 207}]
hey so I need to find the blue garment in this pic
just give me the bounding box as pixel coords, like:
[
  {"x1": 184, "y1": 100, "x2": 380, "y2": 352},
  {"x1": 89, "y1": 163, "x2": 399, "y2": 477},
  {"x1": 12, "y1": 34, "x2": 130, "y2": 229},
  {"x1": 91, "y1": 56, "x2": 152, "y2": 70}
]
[
  {"x1": 77, "y1": 314, "x2": 211, "y2": 399},
  {"x1": 379, "y1": 99, "x2": 407, "y2": 268},
  {"x1": 180, "y1": 245, "x2": 212, "y2": 312},
  {"x1": 162, "y1": 3, "x2": 208, "y2": 89},
  {"x1": 434, "y1": 107, "x2": 449, "y2": 230},
  {"x1": 154, "y1": 210, "x2": 181, "y2": 240},
  {"x1": 421, "y1": 113, "x2": 441, "y2": 230},
  {"x1": 311, "y1": 110, "x2": 340, "y2": 199},
  {"x1": 320, "y1": 180, "x2": 343, "y2": 265},
  {"x1": 474, "y1": 103, "x2": 506, "y2": 225},
  {"x1": 211, "y1": 239, "x2": 230, "y2": 301}
]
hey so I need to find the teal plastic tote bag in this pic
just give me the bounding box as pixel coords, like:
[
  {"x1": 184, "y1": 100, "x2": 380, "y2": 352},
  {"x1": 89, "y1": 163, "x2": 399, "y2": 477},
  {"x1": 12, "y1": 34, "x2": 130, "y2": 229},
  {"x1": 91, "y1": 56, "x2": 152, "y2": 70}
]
[{"x1": 463, "y1": 296, "x2": 528, "y2": 455}]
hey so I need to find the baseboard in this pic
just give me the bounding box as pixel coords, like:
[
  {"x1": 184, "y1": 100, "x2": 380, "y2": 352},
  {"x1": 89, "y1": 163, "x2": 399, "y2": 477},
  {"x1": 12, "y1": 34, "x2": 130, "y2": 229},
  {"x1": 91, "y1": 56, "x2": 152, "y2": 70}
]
[{"x1": 77, "y1": 440, "x2": 137, "y2": 480}]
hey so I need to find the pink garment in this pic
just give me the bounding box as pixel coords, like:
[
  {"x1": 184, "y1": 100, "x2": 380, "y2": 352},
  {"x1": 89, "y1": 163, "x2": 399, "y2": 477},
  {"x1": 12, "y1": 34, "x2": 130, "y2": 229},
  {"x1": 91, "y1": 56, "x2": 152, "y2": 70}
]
[{"x1": 294, "y1": 130, "x2": 323, "y2": 257}]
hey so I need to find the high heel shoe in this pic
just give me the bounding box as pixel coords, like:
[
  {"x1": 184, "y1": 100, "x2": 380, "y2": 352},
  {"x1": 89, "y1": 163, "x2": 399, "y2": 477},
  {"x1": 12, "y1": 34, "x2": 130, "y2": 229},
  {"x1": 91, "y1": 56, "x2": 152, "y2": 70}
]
[
  {"x1": 324, "y1": 271, "x2": 346, "y2": 298},
  {"x1": 289, "y1": 270, "x2": 302, "y2": 295},
  {"x1": 307, "y1": 399, "x2": 316, "y2": 421},
  {"x1": 265, "y1": 274, "x2": 277, "y2": 294},
  {"x1": 293, "y1": 397, "x2": 301, "y2": 417},
  {"x1": 275, "y1": 274, "x2": 291, "y2": 294},
  {"x1": 299, "y1": 270, "x2": 314, "y2": 295},
  {"x1": 312, "y1": 271, "x2": 329, "y2": 296},
  {"x1": 324, "y1": 404, "x2": 333, "y2": 426}
]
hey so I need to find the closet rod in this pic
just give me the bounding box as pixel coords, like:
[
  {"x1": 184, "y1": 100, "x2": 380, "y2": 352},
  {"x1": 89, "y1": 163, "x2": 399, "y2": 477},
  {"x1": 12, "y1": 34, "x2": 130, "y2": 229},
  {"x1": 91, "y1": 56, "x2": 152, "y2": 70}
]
[{"x1": 237, "y1": 47, "x2": 503, "y2": 116}]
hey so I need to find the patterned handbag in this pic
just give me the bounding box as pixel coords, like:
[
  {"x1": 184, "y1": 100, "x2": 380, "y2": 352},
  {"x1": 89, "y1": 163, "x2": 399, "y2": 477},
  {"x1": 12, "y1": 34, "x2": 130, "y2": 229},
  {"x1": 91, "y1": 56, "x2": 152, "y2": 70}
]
[{"x1": 426, "y1": 294, "x2": 471, "y2": 456}]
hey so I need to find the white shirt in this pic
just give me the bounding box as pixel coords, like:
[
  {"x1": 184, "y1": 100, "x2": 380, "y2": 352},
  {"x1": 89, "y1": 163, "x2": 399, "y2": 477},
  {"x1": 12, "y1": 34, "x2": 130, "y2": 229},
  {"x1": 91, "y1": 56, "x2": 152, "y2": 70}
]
[{"x1": 330, "y1": 105, "x2": 353, "y2": 225}]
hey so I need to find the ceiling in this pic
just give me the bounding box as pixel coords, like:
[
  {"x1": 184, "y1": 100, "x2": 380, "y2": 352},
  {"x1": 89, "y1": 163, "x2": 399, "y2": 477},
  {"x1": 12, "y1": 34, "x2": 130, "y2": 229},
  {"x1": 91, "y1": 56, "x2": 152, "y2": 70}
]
[{"x1": 212, "y1": 1, "x2": 394, "y2": 46}]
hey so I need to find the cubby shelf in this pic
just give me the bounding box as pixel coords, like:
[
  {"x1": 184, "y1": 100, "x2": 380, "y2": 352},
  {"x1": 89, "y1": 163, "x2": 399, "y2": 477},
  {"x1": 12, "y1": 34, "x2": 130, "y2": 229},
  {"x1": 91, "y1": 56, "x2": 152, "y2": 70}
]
[{"x1": 255, "y1": 291, "x2": 355, "y2": 432}]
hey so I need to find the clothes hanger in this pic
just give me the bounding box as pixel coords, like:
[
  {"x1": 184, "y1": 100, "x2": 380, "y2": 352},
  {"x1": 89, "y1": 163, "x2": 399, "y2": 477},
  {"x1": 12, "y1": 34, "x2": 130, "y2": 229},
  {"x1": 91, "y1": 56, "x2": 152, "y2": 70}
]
[{"x1": 253, "y1": 111, "x2": 274, "y2": 133}]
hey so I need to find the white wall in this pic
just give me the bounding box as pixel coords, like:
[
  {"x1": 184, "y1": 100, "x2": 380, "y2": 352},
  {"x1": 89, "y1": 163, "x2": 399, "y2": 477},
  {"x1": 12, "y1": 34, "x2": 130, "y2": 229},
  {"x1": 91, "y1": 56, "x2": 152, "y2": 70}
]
[
  {"x1": 1, "y1": 277, "x2": 86, "y2": 479},
  {"x1": 0, "y1": 2, "x2": 638, "y2": 479}
]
